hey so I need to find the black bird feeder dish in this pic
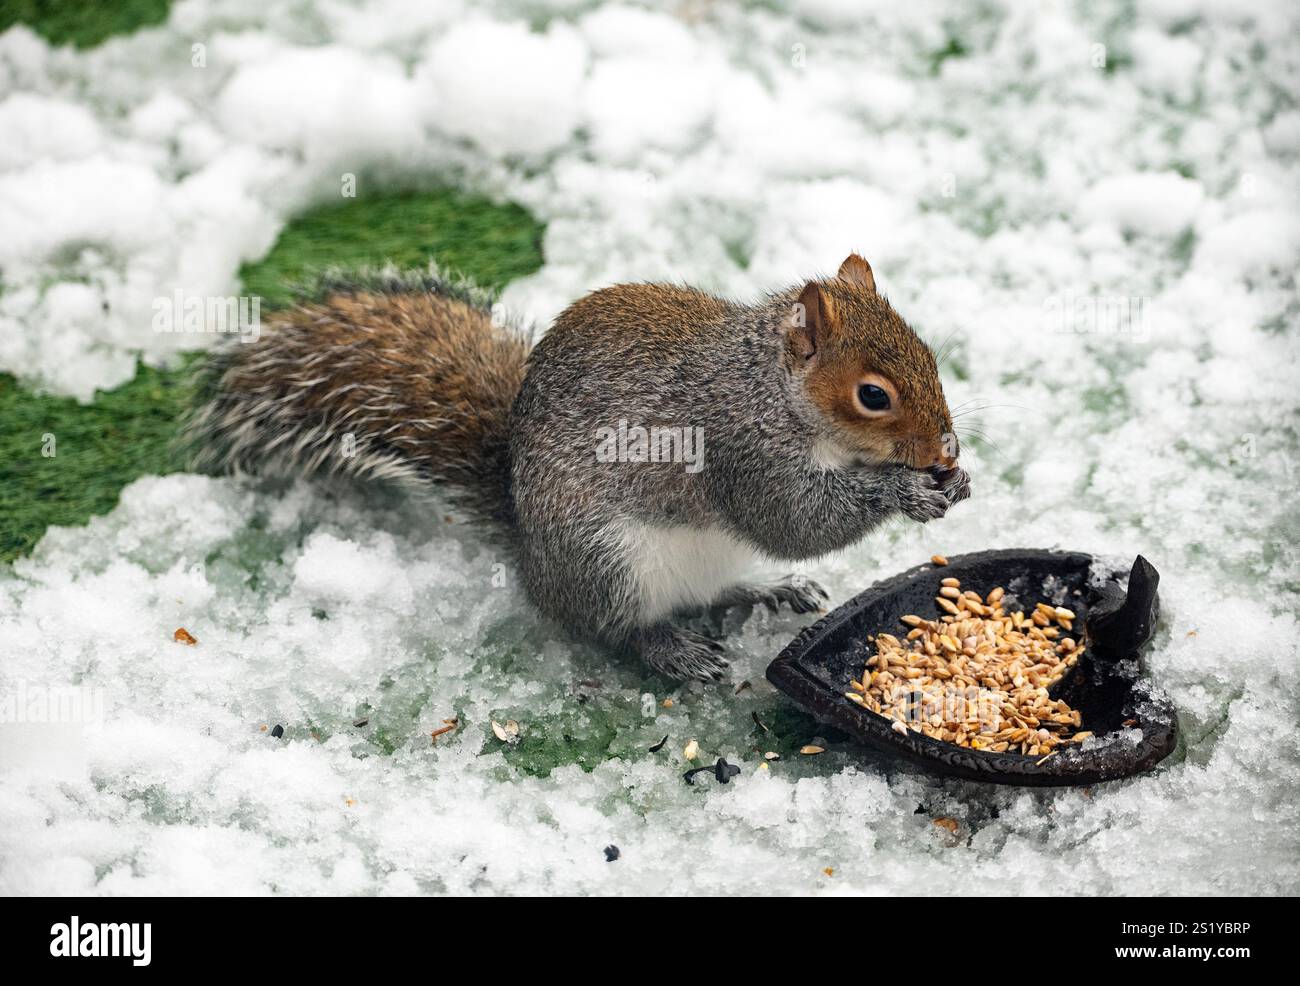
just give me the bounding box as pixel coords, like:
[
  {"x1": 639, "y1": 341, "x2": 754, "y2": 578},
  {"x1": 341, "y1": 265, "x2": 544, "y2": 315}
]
[{"x1": 766, "y1": 550, "x2": 1177, "y2": 786}]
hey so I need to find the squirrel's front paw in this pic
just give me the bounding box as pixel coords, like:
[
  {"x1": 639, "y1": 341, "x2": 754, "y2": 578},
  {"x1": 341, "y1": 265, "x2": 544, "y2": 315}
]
[
  {"x1": 894, "y1": 465, "x2": 971, "y2": 522},
  {"x1": 895, "y1": 470, "x2": 952, "y2": 523},
  {"x1": 934, "y1": 465, "x2": 972, "y2": 505},
  {"x1": 634, "y1": 625, "x2": 729, "y2": 682}
]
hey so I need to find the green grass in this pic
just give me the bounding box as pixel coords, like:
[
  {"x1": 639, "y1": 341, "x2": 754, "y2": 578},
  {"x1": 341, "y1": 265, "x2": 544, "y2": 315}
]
[
  {"x1": 239, "y1": 191, "x2": 548, "y2": 309},
  {"x1": 0, "y1": 0, "x2": 170, "y2": 48},
  {"x1": 0, "y1": 190, "x2": 545, "y2": 564},
  {"x1": 0, "y1": 363, "x2": 195, "y2": 561}
]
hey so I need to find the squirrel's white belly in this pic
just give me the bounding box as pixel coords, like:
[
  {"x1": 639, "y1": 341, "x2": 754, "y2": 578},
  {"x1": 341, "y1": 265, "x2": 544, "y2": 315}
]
[{"x1": 607, "y1": 520, "x2": 764, "y2": 624}]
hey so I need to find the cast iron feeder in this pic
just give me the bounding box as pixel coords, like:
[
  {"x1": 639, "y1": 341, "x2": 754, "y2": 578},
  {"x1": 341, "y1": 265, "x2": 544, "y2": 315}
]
[{"x1": 766, "y1": 550, "x2": 1177, "y2": 787}]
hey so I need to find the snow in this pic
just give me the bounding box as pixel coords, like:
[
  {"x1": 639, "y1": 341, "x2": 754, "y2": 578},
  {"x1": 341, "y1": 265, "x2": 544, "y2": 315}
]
[
  {"x1": 0, "y1": 92, "x2": 104, "y2": 170},
  {"x1": 2, "y1": 0, "x2": 1300, "y2": 895},
  {"x1": 1077, "y1": 172, "x2": 1205, "y2": 237},
  {"x1": 419, "y1": 20, "x2": 588, "y2": 158},
  {"x1": 216, "y1": 46, "x2": 424, "y2": 164}
]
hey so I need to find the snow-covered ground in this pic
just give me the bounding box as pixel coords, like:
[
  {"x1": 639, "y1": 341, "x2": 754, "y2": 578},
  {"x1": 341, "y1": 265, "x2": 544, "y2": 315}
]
[{"x1": 2, "y1": 0, "x2": 1299, "y2": 895}]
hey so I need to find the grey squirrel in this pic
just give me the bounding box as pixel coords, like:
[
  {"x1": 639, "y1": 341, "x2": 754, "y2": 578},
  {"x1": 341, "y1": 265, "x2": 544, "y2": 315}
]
[{"x1": 186, "y1": 253, "x2": 970, "y2": 681}]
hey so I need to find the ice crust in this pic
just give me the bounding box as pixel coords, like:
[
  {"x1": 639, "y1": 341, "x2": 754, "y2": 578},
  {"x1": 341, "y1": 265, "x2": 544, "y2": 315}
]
[{"x1": 2, "y1": 0, "x2": 1299, "y2": 895}]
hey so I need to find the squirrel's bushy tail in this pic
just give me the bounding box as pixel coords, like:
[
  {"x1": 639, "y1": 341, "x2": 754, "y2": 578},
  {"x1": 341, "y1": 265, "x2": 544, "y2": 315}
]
[{"x1": 182, "y1": 268, "x2": 530, "y2": 526}]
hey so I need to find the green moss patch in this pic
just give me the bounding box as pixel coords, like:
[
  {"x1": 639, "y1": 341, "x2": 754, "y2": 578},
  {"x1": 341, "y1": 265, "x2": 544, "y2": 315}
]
[
  {"x1": 0, "y1": 363, "x2": 194, "y2": 561},
  {"x1": 0, "y1": 0, "x2": 171, "y2": 49},
  {"x1": 240, "y1": 190, "x2": 545, "y2": 309}
]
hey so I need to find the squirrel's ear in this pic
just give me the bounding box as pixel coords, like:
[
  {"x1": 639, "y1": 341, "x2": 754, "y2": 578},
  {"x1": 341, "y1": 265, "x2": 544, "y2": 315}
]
[
  {"x1": 790, "y1": 281, "x2": 833, "y2": 361},
  {"x1": 837, "y1": 253, "x2": 876, "y2": 292}
]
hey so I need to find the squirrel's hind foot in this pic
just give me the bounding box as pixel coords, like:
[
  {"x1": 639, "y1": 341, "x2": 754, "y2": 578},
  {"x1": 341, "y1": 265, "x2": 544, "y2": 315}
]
[
  {"x1": 715, "y1": 575, "x2": 829, "y2": 615},
  {"x1": 634, "y1": 624, "x2": 729, "y2": 682}
]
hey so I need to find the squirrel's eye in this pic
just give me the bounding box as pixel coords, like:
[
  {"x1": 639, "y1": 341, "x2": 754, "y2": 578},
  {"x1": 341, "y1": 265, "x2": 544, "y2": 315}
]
[{"x1": 858, "y1": 384, "x2": 891, "y2": 412}]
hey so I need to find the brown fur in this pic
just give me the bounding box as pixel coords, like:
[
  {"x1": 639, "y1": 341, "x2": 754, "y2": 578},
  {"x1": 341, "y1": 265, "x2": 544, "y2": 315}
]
[
  {"x1": 192, "y1": 287, "x2": 530, "y2": 525},
  {"x1": 541, "y1": 283, "x2": 737, "y2": 357}
]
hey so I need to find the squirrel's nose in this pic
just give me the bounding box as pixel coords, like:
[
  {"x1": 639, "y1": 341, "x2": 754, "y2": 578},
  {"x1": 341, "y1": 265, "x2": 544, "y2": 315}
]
[{"x1": 933, "y1": 432, "x2": 959, "y2": 470}]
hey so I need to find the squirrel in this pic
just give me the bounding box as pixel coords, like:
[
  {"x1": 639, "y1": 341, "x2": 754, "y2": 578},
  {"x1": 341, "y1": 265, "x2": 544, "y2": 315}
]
[{"x1": 185, "y1": 253, "x2": 970, "y2": 681}]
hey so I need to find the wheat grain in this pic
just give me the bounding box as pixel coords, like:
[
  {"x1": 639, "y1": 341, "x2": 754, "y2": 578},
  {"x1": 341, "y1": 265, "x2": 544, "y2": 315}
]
[{"x1": 852, "y1": 581, "x2": 1091, "y2": 758}]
